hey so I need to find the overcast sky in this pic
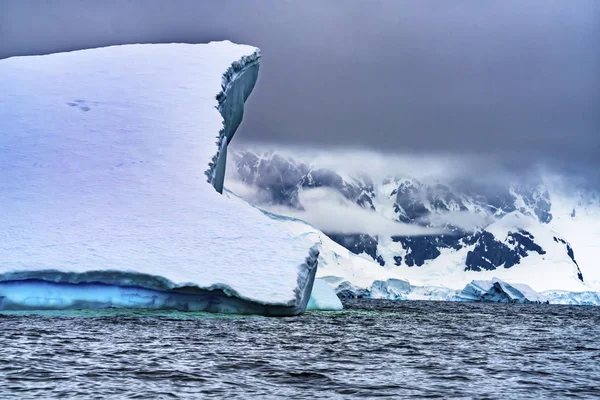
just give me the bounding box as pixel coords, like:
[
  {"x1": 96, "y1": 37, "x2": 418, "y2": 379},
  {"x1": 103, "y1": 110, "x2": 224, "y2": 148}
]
[{"x1": 1, "y1": 0, "x2": 599, "y2": 181}]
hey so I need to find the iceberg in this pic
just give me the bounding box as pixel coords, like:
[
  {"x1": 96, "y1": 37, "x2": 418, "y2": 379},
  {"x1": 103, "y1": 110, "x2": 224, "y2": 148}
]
[
  {"x1": 456, "y1": 278, "x2": 543, "y2": 304},
  {"x1": 454, "y1": 278, "x2": 600, "y2": 305},
  {"x1": 0, "y1": 41, "x2": 321, "y2": 315},
  {"x1": 542, "y1": 290, "x2": 600, "y2": 306},
  {"x1": 369, "y1": 278, "x2": 412, "y2": 300},
  {"x1": 306, "y1": 278, "x2": 343, "y2": 311}
]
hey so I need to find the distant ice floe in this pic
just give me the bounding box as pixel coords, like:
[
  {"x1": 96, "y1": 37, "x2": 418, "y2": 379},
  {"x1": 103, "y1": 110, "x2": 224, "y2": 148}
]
[{"x1": 329, "y1": 277, "x2": 600, "y2": 306}]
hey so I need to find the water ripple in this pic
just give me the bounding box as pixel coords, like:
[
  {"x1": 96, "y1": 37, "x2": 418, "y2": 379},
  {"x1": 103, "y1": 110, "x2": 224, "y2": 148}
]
[{"x1": 1, "y1": 301, "x2": 600, "y2": 398}]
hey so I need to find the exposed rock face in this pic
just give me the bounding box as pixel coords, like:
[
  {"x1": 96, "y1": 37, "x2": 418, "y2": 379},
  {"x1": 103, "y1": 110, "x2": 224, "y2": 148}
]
[
  {"x1": 327, "y1": 233, "x2": 384, "y2": 266},
  {"x1": 553, "y1": 236, "x2": 584, "y2": 282},
  {"x1": 464, "y1": 230, "x2": 546, "y2": 272}
]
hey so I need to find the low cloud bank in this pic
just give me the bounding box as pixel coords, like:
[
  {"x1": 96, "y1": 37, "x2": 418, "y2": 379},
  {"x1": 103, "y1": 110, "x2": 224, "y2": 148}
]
[
  {"x1": 417, "y1": 211, "x2": 496, "y2": 232},
  {"x1": 283, "y1": 187, "x2": 446, "y2": 236},
  {"x1": 226, "y1": 181, "x2": 490, "y2": 236}
]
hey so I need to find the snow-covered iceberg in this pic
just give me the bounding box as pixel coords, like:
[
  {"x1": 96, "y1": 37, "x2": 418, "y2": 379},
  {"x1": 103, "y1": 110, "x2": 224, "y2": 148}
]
[
  {"x1": 454, "y1": 279, "x2": 600, "y2": 305},
  {"x1": 0, "y1": 41, "x2": 321, "y2": 315},
  {"x1": 456, "y1": 279, "x2": 543, "y2": 304}
]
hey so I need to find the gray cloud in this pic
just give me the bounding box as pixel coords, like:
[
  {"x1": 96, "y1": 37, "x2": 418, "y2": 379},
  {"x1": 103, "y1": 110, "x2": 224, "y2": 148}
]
[{"x1": 1, "y1": 0, "x2": 599, "y2": 182}]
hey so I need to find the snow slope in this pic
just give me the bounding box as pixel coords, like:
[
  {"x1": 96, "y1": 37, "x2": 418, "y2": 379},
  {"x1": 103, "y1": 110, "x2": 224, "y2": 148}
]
[
  {"x1": 0, "y1": 42, "x2": 319, "y2": 314},
  {"x1": 545, "y1": 180, "x2": 600, "y2": 290}
]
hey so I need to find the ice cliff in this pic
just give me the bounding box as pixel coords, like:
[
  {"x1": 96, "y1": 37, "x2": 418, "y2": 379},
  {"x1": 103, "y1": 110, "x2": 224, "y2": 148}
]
[{"x1": 0, "y1": 42, "x2": 324, "y2": 315}]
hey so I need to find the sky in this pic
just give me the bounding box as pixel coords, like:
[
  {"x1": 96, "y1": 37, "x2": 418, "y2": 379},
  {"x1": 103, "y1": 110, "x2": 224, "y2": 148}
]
[{"x1": 1, "y1": 0, "x2": 599, "y2": 183}]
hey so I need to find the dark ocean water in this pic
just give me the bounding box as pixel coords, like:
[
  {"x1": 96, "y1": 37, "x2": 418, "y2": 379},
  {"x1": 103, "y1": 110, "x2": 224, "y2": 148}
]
[{"x1": 1, "y1": 300, "x2": 600, "y2": 399}]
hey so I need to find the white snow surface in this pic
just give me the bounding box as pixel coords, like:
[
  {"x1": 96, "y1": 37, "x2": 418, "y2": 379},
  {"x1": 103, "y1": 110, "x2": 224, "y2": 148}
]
[
  {"x1": 546, "y1": 179, "x2": 600, "y2": 290},
  {"x1": 0, "y1": 42, "x2": 317, "y2": 306}
]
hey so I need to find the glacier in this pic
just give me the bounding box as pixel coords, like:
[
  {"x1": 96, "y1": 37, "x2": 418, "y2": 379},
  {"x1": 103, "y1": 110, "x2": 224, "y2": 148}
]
[{"x1": 0, "y1": 41, "x2": 329, "y2": 315}]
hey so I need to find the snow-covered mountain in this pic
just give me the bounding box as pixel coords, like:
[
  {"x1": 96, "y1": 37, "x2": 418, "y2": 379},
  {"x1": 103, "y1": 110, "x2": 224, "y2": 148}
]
[{"x1": 227, "y1": 150, "x2": 600, "y2": 302}]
